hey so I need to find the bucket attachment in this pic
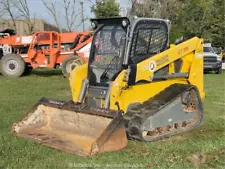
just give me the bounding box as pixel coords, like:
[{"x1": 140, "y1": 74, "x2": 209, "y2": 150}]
[{"x1": 12, "y1": 98, "x2": 128, "y2": 157}]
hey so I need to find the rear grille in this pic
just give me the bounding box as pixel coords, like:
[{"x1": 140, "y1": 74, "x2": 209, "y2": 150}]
[{"x1": 204, "y1": 57, "x2": 217, "y2": 62}]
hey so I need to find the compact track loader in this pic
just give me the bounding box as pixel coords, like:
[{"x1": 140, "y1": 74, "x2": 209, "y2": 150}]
[{"x1": 12, "y1": 17, "x2": 205, "y2": 157}]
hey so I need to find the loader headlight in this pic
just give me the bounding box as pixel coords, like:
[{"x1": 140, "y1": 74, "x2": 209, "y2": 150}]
[
  {"x1": 91, "y1": 21, "x2": 98, "y2": 29},
  {"x1": 121, "y1": 19, "x2": 129, "y2": 28}
]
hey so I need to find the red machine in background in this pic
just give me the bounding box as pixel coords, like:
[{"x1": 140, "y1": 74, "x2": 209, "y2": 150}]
[{"x1": 0, "y1": 29, "x2": 92, "y2": 77}]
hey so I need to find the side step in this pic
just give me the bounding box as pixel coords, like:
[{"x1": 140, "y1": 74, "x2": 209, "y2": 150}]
[{"x1": 124, "y1": 84, "x2": 204, "y2": 142}]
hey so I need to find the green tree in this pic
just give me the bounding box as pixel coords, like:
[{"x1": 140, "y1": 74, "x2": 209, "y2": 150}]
[
  {"x1": 91, "y1": 0, "x2": 120, "y2": 18},
  {"x1": 128, "y1": 0, "x2": 224, "y2": 46},
  {"x1": 177, "y1": 0, "x2": 214, "y2": 40},
  {"x1": 176, "y1": 0, "x2": 224, "y2": 46},
  {"x1": 210, "y1": 0, "x2": 225, "y2": 46},
  {"x1": 128, "y1": 0, "x2": 180, "y2": 20},
  {"x1": 128, "y1": 0, "x2": 182, "y2": 42}
]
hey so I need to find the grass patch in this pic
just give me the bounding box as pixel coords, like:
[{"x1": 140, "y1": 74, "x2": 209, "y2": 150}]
[{"x1": 0, "y1": 70, "x2": 224, "y2": 169}]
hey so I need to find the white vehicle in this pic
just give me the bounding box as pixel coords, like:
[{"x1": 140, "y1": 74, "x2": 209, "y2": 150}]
[{"x1": 203, "y1": 43, "x2": 222, "y2": 74}]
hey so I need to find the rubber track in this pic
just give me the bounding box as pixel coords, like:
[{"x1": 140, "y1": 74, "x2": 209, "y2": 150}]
[{"x1": 124, "y1": 83, "x2": 203, "y2": 141}]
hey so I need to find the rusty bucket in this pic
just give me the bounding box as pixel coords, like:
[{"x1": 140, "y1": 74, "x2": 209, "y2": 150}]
[{"x1": 12, "y1": 98, "x2": 128, "y2": 157}]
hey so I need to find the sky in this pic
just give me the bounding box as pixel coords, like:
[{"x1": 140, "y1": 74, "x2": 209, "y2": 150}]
[{"x1": 27, "y1": 0, "x2": 131, "y2": 31}]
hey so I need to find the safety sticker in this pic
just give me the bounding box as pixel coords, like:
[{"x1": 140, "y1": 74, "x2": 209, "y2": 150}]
[{"x1": 21, "y1": 36, "x2": 33, "y2": 44}]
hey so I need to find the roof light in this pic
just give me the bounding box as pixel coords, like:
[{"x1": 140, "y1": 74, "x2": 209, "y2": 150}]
[
  {"x1": 91, "y1": 21, "x2": 98, "y2": 29},
  {"x1": 122, "y1": 19, "x2": 129, "y2": 28}
]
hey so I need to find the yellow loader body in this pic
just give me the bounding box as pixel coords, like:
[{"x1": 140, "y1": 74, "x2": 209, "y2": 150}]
[
  {"x1": 12, "y1": 17, "x2": 204, "y2": 157},
  {"x1": 70, "y1": 37, "x2": 205, "y2": 112}
]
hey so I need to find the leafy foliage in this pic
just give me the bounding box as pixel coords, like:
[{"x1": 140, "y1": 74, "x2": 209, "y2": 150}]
[
  {"x1": 129, "y1": 0, "x2": 224, "y2": 46},
  {"x1": 91, "y1": 0, "x2": 120, "y2": 18}
]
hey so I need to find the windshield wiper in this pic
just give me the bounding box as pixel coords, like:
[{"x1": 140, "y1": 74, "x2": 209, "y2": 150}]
[{"x1": 100, "y1": 55, "x2": 119, "y2": 80}]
